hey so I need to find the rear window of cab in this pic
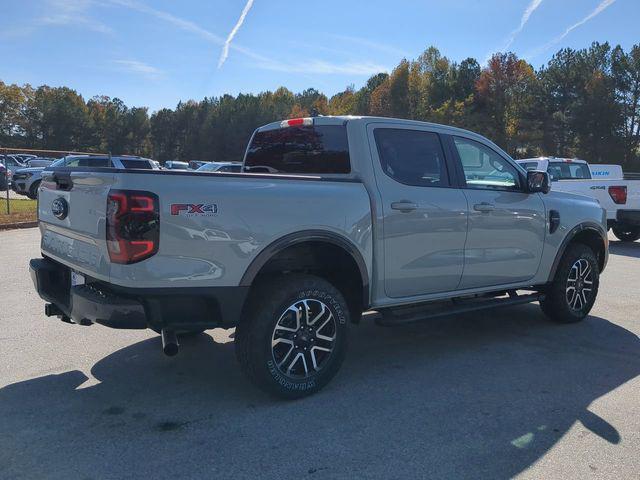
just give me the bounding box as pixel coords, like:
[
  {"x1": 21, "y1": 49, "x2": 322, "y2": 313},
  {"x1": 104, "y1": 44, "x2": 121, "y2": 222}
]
[{"x1": 244, "y1": 125, "x2": 350, "y2": 174}]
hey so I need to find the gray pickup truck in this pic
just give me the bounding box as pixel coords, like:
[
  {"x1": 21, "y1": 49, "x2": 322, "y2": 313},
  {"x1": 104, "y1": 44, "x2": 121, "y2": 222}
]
[{"x1": 30, "y1": 116, "x2": 608, "y2": 398}]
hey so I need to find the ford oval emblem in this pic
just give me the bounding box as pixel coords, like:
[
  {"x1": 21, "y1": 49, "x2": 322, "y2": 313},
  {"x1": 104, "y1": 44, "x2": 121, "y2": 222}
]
[{"x1": 51, "y1": 197, "x2": 69, "y2": 220}]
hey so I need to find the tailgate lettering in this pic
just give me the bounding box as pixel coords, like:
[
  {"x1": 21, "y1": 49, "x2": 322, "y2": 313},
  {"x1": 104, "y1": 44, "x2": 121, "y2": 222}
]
[{"x1": 42, "y1": 231, "x2": 100, "y2": 270}]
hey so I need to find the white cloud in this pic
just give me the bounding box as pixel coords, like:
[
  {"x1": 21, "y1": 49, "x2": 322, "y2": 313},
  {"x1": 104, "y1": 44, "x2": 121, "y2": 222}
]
[
  {"x1": 109, "y1": 0, "x2": 388, "y2": 76},
  {"x1": 38, "y1": 0, "x2": 113, "y2": 34},
  {"x1": 527, "y1": 0, "x2": 617, "y2": 59},
  {"x1": 114, "y1": 59, "x2": 163, "y2": 79},
  {"x1": 108, "y1": 0, "x2": 269, "y2": 63},
  {"x1": 218, "y1": 0, "x2": 255, "y2": 68},
  {"x1": 108, "y1": 0, "x2": 224, "y2": 43}
]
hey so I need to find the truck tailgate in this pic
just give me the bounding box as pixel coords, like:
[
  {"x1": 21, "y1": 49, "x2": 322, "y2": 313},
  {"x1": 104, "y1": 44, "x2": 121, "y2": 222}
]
[
  {"x1": 628, "y1": 181, "x2": 640, "y2": 207},
  {"x1": 38, "y1": 171, "x2": 117, "y2": 280}
]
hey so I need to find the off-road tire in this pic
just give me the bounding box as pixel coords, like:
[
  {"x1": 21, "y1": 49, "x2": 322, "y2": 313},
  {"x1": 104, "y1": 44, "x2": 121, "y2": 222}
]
[
  {"x1": 235, "y1": 274, "x2": 349, "y2": 399},
  {"x1": 612, "y1": 225, "x2": 640, "y2": 242},
  {"x1": 540, "y1": 243, "x2": 599, "y2": 323},
  {"x1": 27, "y1": 180, "x2": 41, "y2": 200}
]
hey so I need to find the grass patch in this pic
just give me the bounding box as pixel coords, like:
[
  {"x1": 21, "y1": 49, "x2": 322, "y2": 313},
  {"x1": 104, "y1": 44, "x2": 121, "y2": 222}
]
[{"x1": 0, "y1": 198, "x2": 37, "y2": 225}]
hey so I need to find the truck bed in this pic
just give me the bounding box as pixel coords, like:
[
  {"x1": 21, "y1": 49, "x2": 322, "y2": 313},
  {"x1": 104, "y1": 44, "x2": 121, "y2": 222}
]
[{"x1": 37, "y1": 168, "x2": 373, "y2": 289}]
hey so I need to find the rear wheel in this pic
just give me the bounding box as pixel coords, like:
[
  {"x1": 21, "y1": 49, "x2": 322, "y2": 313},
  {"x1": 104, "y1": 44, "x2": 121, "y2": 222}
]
[
  {"x1": 612, "y1": 225, "x2": 640, "y2": 242},
  {"x1": 540, "y1": 243, "x2": 599, "y2": 323},
  {"x1": 235, "y1": 274, "x2": 349, "y2": 399},
  {"x1": 27, "y1": 180, "x2": 41, "y2": 200}
]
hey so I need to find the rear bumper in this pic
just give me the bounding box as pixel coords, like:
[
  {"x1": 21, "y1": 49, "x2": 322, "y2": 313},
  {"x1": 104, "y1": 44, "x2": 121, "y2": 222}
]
[
  {"x1": 30, "y1": 258, "x2": 148, "y2": 328},
  {"x1": 616, "y1": 210, "x2": 640, "y2": 227},
  {"x1": 30, "y1": 257, "x2": 249, "y2": 330}
]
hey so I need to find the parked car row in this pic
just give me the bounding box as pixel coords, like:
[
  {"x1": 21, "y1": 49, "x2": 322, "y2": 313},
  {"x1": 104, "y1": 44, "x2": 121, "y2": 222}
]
[
  {"x1": 166, "y1": 160, "x2": 242, "y2": 172},
  {"x1": 11, "y1": 155, "x2": 158, "y2": 199},
  {"x1": 7, "y1": 154, "x2": 243, "y2": 198},
  {"x1": 196, "y1": 161, "x2": 242, "y2": 173},
  {"x1": 0, "y1": 163, "x2": 11, "y2": 191}
]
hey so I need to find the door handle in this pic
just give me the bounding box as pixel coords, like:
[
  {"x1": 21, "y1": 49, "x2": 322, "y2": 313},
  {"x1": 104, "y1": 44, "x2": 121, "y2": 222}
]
[
  {"x1": 391, "y1": 201, "x2": 418, "y2": 212},
  {"x1": 473, "y1": 202, "x2": 495, "y2": 213}
]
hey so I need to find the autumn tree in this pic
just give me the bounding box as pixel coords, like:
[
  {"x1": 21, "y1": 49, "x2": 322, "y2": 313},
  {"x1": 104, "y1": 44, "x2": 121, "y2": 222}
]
[{"x1": 476, "y1": 52, "x2": 539, "y2": 154}]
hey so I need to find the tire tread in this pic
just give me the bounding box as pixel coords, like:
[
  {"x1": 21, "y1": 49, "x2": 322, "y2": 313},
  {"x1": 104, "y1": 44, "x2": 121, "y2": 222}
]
[{"x1": 540, "y1": 243, "x2": 599, "y2": 323}]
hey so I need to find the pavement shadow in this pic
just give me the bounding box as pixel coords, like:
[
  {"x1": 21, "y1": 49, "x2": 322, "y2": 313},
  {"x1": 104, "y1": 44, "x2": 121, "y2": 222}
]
[
  {"x1": 1, "y1": 305, "x2": 638, "y2": 479},
  {"x1": 609, "y1": 240, "x2": 640, "y2": 259}
]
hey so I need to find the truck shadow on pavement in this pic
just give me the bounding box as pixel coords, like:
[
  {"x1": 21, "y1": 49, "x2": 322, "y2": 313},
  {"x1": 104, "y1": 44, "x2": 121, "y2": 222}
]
[
  {"x1": 1, "y1": 305, "x2": 639, "y2": 479},
  {"x1": 609, "y1": 240, "x2": 640, "y2": 259}
]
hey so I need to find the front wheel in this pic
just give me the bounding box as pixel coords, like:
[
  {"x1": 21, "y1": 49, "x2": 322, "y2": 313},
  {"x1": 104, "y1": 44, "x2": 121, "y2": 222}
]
[
  {"x1": 612, "y1": 225, "x2": 640, "y2": 242},
  {"x1": 235, "y1": 274, "x2": 349, "y2": 399},
  {"x1": 540, "y1": 243, "x2": 599, "y2": 323}
]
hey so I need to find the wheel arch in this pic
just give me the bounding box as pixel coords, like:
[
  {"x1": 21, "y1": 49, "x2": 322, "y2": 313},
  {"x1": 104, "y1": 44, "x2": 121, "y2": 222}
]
[
  {"x1": 548, "y1": 222, "x2": 607, "y2": 282},
  {"x1": 240, "y1": 230, "x2": 370, "y2": 321}
]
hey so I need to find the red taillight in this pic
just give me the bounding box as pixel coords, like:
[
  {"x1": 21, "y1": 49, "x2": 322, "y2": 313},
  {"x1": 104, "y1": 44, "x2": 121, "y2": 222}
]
[
  {"x1": 608, "y1": 185, "x2": 627, "y2": 205},
  {"x1": 106, "y1": 189, "x2": 159, "y2": 264}
]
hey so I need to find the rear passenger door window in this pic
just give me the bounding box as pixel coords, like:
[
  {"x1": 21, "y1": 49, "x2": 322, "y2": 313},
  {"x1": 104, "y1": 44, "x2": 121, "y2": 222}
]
[
  {"x1": 453, "y1": 137, "x2": 520, "y2": 191},
  {"x1": 374, "y1": 129, "x2": 449, "y2": 187}
]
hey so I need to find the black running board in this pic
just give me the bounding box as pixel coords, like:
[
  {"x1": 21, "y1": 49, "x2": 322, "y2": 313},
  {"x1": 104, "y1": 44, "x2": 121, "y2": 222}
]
[{"x1": 376, "y1": 292, "x2": 544, "y2": 326}]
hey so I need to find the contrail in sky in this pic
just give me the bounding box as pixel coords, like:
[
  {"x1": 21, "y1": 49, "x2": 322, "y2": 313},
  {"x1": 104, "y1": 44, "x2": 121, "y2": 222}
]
[
  {"x1": 527, "y1": 0, "x2": 617, "y2": 59},
  {"x1": 552, "y1": 0, "x2": 617, "y2": 45},
  {"x1": 218, "y1": 0, "x2": 254, "y2": 68},
  {"x1": 503, "y1": 0, "x2": 544, "y2": 50}
]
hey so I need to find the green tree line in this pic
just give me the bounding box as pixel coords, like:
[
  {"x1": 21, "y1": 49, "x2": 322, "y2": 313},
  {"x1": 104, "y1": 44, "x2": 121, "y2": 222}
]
[{"x1": 1, "y1": 42, "x2": 639, "y2": 168}]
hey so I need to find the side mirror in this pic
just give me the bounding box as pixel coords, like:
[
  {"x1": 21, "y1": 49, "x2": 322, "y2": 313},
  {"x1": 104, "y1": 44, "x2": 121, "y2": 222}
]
[{"x1": 527, "y1": 170, "x2": 550, "y2": 194}]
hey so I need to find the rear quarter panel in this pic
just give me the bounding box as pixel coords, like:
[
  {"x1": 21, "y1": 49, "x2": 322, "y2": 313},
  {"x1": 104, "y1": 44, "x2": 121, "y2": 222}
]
[{"x1": 109, "y1": 172, "x2": 373, "y2": 289}]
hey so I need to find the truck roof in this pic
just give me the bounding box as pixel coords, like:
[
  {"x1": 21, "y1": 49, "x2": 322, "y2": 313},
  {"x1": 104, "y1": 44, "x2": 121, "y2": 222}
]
[{"x1": 256, "y1": 115, "x2": 487, "y2": 139}]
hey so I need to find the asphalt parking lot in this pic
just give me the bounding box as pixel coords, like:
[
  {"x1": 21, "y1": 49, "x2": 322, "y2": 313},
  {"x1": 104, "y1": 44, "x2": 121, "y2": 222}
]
[{"x1": 0, "y1": 228, "x2": 638, "y2": 480}]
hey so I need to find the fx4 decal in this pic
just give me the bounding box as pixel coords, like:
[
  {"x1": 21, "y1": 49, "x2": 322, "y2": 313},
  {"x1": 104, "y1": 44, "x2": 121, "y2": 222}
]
[{"x1": 171, "y1": 203, "x2": 218, "y2": 216}]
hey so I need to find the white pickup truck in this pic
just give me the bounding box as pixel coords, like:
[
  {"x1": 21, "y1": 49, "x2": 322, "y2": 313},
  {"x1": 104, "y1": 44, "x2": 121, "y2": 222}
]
[{"x1": 518, "y1": 158, "x2": 640, "y2": 242}]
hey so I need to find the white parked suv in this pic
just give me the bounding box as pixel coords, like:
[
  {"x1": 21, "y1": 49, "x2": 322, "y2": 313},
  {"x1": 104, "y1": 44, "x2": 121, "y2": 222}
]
[{"x1": 518, "y1": 158, "x2": 640, "y2": 242}]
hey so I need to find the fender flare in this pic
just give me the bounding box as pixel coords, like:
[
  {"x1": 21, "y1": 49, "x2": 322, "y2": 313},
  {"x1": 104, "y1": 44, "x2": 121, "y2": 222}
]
[
  {"x1": 240, "y1": 230, "x2": 370, "y2": 308},
  {"x1": 547, "y1": 221, "x2": 608, "y2": 282}
]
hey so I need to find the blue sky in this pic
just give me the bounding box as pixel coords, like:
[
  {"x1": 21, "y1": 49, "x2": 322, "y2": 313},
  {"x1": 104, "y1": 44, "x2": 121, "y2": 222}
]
[{"x1": 1, "y1": 0, "x2": 637, "y2": 112}]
